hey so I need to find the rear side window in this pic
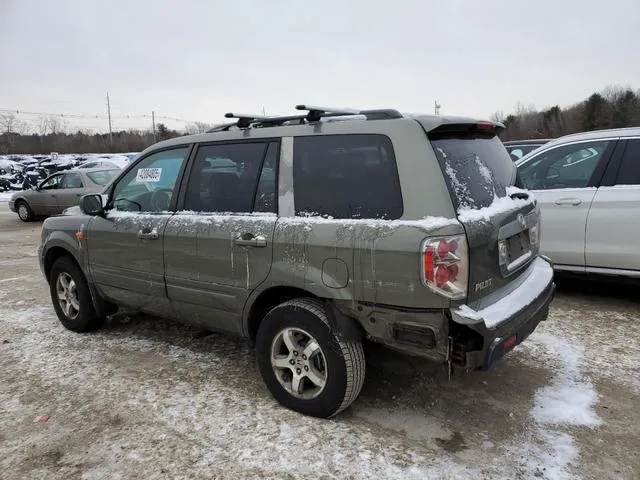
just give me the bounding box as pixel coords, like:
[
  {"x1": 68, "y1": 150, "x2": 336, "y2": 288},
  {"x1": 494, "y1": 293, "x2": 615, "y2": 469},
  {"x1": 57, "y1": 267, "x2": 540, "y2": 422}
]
[
  {"x1": 184, "y1": 141, "x2": 276, "y2": 213},
  {"x1": 87, "y1": 170, "x2": 118, "y2": 186},
  {"x1": 293, "y1": 134, "x2": 403, "y2": 219},
  {"x1": 431, "y1": 134, "x2": 516, "y2": 210},
  {"x1": 60, "y1": 172, "x2": 84, "y2": 189},
  {"x1": 507, "y1": 144, "x2": 543, "y2": 161},
  {"x1": 615, "y1": 139, "x2": 640, "y2": 185}
]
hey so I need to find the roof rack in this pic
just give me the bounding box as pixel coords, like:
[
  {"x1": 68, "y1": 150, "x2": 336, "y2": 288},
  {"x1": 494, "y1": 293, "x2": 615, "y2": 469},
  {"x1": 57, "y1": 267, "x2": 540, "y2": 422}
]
[
  {"x1": 205, "y1": 105, "x2": 404, "y2": 132},
  {"x1": 295, "y1": 104, "x2": 360, "y2": 122}
]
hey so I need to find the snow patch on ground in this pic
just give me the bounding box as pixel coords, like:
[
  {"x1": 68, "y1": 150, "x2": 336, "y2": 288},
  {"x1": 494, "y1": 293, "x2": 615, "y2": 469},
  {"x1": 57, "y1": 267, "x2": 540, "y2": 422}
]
[
  {"x1": 503, "y1": 332, "x2": 601, "y2": 479},
  {"x1": 507, "y1": 431, "x2": 578, "y2": 480},
  {"x1": 0, "y1": 191, "x2": 14, "y2": 202},
  {"x1": 540, "y1": 307, "x2": 640, "y2": 394},
  {"x1": 531, "y1": 334, "x2": 601, "y2": 427}
]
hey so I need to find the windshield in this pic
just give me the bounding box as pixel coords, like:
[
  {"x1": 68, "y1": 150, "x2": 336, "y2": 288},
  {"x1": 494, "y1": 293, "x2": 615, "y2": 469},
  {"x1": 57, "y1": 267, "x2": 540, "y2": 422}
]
[
  {"x1": 87, "y1": 169, "x2": 119, "y2": 186},
  {"x1": 431, "y1": 134, "x2": 516, "y2": 211}
]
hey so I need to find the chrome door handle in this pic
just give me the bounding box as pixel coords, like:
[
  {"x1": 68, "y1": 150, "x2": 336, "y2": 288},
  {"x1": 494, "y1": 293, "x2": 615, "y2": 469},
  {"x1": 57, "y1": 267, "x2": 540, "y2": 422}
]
[
  {"x1": 137, "y1": 228, "x2": 159, "y2": 240},
  {"x1": 235, "y1": 234, "x2": 267, "y2": 247},
  {"x1": 555, "y1": 198, "x2": 581, "y2": 206}
]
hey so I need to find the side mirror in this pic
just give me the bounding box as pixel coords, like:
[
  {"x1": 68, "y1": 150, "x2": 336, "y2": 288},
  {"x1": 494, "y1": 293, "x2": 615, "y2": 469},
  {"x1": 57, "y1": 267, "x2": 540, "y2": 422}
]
[{"x1": 80, "y1": 194, "x2": 104, "y2": 216}]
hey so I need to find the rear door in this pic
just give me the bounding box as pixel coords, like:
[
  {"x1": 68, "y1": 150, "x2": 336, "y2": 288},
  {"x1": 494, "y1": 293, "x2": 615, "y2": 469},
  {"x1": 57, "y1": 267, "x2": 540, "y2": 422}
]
[
  {"x1": 586, "y1": 138, "x2": 640, "y2": 272},
  {"x1": 516, "y1": 139, "x2": 616, "y2": 270},
  {"x1": 427, "y1": 124, "x2": 538, "y2": 304},
  {"x1": 56, "y1": 172, "x2": 86, "y2": 211},
  {"x1": 164, "y1": 140, "x2": 279, "y2": 334}
]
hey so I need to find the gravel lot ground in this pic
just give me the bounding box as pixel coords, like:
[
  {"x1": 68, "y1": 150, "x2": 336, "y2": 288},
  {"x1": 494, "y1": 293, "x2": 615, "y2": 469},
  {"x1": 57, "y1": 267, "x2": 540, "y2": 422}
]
[{"x1": 0, "y1": 201, "x2": 638, "y2": 480}]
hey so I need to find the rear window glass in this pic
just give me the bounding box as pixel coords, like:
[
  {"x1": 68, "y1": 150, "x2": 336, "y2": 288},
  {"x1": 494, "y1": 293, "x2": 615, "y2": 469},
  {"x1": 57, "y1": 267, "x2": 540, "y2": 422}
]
[
  {"x1": 293, "y1": 134, "x2": 403, "y2": 219},
  {"x1": 431, "y1": 134, "x2": 516, "y2": 210},
  {"x1": 87, "y1": 170, "x2": 118, "y2": 186}
]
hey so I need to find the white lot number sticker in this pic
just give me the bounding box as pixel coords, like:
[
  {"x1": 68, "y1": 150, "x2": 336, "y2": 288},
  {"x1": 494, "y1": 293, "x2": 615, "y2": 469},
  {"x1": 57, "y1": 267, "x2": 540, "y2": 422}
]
[{"x1": 136, "y1": 168, "x2": 162, "y2": 182}]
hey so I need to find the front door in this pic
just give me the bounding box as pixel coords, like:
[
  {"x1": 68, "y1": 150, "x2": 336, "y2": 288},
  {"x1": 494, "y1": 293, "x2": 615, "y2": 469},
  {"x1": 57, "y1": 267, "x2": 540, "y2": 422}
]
[
  {"x1": 517, "y1": 139, "x2": 615, "y2": 269},
  {"x1": 55, "y1": 172, "x2": 86, "y2": 211},
  {"x1": 164, "y1": 141, "x2": 279, "y2": 333},
  {"x1": 86, "y1": 147, "x2": 191, "y2": 314},
  {"x1": 34, "y1": 173, "x2": 63, "y2": 215}
]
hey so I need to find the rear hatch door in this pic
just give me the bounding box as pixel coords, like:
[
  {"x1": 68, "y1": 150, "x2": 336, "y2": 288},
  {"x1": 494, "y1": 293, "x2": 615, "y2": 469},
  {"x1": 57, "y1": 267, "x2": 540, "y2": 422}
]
[{"x1": 420, "y1": 121, "x2": 539, "y2": 305}]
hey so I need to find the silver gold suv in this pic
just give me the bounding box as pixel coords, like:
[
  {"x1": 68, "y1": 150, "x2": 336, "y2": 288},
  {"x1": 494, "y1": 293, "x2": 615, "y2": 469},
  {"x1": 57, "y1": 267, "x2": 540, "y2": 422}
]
[{"x1": 38, "y1": 105, "x2": 555, "y2": 418}]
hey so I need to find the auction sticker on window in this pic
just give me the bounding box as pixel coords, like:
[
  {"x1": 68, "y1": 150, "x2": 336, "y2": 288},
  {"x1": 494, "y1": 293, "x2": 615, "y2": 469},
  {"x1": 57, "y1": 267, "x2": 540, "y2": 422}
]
[{"x1": 136, "y1": 168, "x2": 162, "y2": 182}]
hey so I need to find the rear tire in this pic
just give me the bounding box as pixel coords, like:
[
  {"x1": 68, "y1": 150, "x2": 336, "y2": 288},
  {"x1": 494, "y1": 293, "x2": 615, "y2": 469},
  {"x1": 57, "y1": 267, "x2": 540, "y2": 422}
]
[
  {"x1": 49, "y1": 256, "x2": 105, "y2": 332},
  {"x1": 256, "y1": 298, "x2": 366, "y2": 418},
  {"x1": 16, "y1": 200, "x2": 34, "y2": 222}
]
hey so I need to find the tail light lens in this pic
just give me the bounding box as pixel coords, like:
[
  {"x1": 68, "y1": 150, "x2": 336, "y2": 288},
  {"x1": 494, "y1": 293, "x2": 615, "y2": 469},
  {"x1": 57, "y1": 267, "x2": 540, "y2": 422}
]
[
  {"x1": 421, "y1": 235, "x2": 468, "y2": 299},
  {"x1": 529, "y1": 221, "x2": 540, "y2": 251}
]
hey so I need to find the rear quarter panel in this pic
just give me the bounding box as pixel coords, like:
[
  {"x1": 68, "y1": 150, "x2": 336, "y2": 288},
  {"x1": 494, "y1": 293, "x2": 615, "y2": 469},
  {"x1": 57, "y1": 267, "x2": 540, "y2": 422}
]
[{"x1": 260, "y1": 119, "x2": 462, "y2": 310}]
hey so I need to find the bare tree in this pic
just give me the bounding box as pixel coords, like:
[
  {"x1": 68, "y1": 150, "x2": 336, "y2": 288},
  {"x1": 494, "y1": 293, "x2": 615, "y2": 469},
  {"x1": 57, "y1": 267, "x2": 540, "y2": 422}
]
[
  {"x1": 490, "y1": 111, "x2": 506, "y2": 124},
  {"x1": 36, "y1": 115, "x2": 68, "y2": 135},
  {"x1": 0, "y1": 112, "x2": 25, "y2": 135},
  {"x1": 185, "y1": 121, "x2": 214, "y2": 134}
]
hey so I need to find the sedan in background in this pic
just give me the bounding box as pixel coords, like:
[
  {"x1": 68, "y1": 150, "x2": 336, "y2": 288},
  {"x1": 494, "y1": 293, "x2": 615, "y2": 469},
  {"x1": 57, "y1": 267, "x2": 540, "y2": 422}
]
[
  {"x1": 516, "y1": 127, "x2": 640, "y2": 278},
  {"x1": 504, "y1": 139, "x2": 551, "y2": 161},
  {"x1": 8, "y1": 168, "x2": 120, "y2": 222}
]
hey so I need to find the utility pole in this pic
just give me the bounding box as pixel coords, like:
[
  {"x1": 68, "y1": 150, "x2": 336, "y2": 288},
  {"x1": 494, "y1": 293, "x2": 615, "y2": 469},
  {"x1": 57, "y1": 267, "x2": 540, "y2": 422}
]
[
  {"x1": 152, "y1": 110, "x2": 156, "y2": 142},
  {"x1": 106, "y1": 92, "x2": 113, "y2": 148},
  {"x1": 434, "y1": 100, "x2": 441, "y2": 116}
]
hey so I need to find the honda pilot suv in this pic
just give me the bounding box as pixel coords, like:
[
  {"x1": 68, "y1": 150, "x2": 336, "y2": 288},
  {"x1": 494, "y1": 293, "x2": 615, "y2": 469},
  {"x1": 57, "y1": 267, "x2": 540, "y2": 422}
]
[{"x1": 38, "y1": 105, "x2": 555, "y2": 418}]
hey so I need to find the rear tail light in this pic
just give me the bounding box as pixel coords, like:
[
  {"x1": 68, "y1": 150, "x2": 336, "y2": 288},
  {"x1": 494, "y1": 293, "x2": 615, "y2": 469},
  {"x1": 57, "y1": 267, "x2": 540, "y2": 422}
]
[
  {"x1": 529, "y1": 221, "x2": 540, "y2": 251},
  {"x1": 421, "y1": 235, "x2": 468, "y2": 299}
]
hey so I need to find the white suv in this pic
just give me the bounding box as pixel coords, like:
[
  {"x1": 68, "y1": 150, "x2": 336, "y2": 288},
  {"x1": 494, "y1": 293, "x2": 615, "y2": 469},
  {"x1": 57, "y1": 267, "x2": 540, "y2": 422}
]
[{"x1": 516, "y1": 127, "x2": 640, "y2": 278}]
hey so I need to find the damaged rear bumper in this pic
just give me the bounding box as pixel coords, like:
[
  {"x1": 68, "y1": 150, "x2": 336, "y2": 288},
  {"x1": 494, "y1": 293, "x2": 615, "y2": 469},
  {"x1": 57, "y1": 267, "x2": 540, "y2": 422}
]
[{"x1": 450, "y1": 257, "x2": 556, "y2": 370}]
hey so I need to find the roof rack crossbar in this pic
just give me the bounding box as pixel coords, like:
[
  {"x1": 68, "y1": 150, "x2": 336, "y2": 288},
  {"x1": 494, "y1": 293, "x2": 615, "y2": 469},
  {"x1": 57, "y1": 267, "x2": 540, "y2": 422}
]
[
  {"x1": 295, "y1": 104, "x2": 361, "y2": 122},
  {"x1": 224, "y1": 112, "x2": 271, "y2": 128}
]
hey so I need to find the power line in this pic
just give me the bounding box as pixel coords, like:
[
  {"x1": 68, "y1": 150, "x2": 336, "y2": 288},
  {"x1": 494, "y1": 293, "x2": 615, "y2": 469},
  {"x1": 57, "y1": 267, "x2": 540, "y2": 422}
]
[{"x1": 0, "y1": 108, "x2": 204, "y2": 124}]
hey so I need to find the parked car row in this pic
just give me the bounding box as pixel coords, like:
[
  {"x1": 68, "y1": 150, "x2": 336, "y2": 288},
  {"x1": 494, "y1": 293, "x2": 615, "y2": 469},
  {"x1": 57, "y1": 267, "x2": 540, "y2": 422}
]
[{"x1": 0, "y1": 153, "x2": 136, "y2": 192}]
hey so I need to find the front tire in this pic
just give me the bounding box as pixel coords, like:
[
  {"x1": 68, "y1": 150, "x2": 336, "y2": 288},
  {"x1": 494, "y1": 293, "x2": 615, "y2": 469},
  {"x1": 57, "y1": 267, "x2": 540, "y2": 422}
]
[
  {"x1": 49, "y1": 256, "x2": 105, "y2": 332},
  {"x1": 16, "y1": 200, "x2": 34, "y2": 222},
  {"x1": 256, "y1": 298, "x2": 366, "y2": 418}
]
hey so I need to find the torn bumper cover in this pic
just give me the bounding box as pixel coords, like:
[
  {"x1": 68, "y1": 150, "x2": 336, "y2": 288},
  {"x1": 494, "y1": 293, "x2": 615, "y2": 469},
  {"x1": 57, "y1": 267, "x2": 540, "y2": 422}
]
[{"x1": 451, "y1": 257, "x2": 555, "y2": 370}]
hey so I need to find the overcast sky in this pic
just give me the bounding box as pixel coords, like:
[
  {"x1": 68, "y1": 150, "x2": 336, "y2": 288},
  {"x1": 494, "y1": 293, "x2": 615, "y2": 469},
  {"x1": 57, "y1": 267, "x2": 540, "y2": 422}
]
[{"x1": 1, "y1": 0, "x2": 639, "y2": 132}]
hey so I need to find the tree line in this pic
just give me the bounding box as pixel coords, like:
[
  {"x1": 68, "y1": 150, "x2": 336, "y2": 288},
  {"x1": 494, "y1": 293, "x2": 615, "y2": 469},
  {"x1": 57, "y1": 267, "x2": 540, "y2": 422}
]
[
  {"x1": 493, "y1": 85, "x2": 640, "y2": 141},
  {"x1": 0, "y1": 116, "x2": 213, "y2": 155}
]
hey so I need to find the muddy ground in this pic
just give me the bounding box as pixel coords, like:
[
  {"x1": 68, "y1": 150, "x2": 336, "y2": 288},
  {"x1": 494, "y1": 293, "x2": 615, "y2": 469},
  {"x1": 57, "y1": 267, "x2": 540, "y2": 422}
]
[{"x1": 0, "y1": 202, "x2": 638, "y2": 480}]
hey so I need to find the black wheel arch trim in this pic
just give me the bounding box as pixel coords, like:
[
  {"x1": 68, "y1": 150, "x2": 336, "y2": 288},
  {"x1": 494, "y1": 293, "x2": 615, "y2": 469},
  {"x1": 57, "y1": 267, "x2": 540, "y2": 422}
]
[{"x1": 42, "y1": 239, "x2": 112, "y2": 318}]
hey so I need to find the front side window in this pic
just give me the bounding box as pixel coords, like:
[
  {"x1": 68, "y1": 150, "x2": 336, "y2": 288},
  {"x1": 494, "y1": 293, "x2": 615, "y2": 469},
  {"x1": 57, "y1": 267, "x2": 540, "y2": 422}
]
[
  {"x1": 293, "y1": 134, "x2": 403, "y2": 219},
  {"x1": 111, "y1": 147, "x2": 189, "y2": 212},
  {"x1": 615, "y1": 139, "x2": 640, "y2": 186},
  {"x1": 40, "y1": 174, "x2": 62, "y2": 190},
  {"x1": 60, "y1": 173, "x2": 84, "y2": 189},
  {"x1": 183, "y1": 142, "x2": 275, "y2": 213},
  {"x1": 518, "y1": 141, "x2": 610, "y2": 190}
]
